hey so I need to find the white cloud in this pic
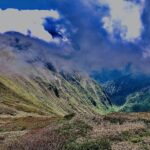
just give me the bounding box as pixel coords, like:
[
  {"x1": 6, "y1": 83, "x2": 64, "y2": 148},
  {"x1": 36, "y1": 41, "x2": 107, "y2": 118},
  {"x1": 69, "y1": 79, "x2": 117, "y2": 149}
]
[
  {"x1": 0, "y1": 9, "x2": 60, "y2": 42},
  {"x1": 143, "y1": 49, "x2": 150, "y2": 59},
  {"x1": 99, "y1": 0, "x2": 145, "y2": 42}
]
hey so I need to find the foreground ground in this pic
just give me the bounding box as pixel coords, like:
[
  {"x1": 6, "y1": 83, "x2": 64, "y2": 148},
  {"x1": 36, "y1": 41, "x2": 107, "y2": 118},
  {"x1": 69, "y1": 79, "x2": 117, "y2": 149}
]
[{"x1": 0, "y1": 112, "x2": 150, "y2": 150}]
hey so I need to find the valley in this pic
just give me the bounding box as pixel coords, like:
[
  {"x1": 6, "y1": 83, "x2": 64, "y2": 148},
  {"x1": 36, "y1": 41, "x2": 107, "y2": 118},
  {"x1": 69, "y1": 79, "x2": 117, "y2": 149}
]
[{"x1": 0, "y1": 33, "x2": 150, "y2": 150}]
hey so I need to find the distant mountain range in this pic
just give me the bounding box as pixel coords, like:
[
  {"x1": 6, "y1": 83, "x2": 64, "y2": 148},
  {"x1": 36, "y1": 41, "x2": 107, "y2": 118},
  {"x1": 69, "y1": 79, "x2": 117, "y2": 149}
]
[
  {"x1": 121, "y1": 86, "x2": 150, "y2": 112},
  {"x1": 92, "y1": 69, "x2": 150, "y2": 112}
]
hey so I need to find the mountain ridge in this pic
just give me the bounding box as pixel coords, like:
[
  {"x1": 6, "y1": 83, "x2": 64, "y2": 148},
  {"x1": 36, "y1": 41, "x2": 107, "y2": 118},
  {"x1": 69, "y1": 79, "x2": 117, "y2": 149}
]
[{"x1": 0, "y1": 32, "x2": 112, "y2": 117}]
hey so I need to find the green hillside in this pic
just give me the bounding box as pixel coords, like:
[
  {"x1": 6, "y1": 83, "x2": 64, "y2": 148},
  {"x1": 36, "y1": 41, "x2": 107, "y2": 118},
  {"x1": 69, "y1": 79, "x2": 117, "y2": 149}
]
[
  {"x1": 121, "y1": 87, "x2": 150, "y2": 112},
  {"x1": 0, "y1": 33, "x2": 112, "y2": 117}
]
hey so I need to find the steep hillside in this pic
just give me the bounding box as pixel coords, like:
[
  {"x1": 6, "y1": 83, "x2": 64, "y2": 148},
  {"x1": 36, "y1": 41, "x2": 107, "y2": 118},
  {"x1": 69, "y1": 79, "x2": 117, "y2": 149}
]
[
  {"x1": 122, "y1": 87, "x2": 150, "y2": 112},
  {"x1": 92, "y1": 69, "x2": 150, "y2": 106},
  {"x1": 0, "y1": 33, "x2": 112, "y2": 117},
  {"x1": 103, "y1": 75, "x2": 150, "y2": 105}
]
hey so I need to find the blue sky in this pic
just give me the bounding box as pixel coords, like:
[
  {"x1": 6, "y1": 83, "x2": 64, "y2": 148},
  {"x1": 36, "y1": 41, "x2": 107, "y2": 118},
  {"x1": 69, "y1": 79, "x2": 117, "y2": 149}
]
[{"x1": 0, "y1": 0, "x2": 150, "y2": 74}]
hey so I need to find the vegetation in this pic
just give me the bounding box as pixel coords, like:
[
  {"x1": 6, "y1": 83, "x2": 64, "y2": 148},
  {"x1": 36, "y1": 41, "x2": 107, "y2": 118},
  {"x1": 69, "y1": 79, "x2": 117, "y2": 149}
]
[
  {"x1": 0, "y1": 70, "x2": 112, "y2": 117},
  {"x1": 0, "y1": 112, "x2": 150, "y2": 150},
  {"x1": 0, "y1": 31, "x2": 150, "y2": 150},
  {"x1": 122, "y1": 87, "x2": 150, "y2": 112}
]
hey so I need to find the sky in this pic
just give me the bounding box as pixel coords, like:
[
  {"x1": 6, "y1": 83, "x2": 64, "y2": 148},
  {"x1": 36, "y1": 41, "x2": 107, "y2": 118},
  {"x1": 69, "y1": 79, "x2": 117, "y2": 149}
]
[{"x1": 0, "y1": 0, "x2": 150, "y2": 74}]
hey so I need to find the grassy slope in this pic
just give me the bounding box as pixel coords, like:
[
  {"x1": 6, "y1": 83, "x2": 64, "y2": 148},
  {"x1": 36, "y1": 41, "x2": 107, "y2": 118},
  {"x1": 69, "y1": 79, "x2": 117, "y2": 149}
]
[
  {"x1": 1, "y1": 112, "x2": 150, "y2": 150},
  {"x1": 3, "y1": 33, "x2": 150, "y2": 149},
  {"x1": 121, "y1": 87, "x2": 150, "y2": 112},
  {"x1": 0, "y1": 32, "x2": 112, "y2": 117},
  {"x1": 0, "y1": 71, "x2": 111, "y2": 117}
]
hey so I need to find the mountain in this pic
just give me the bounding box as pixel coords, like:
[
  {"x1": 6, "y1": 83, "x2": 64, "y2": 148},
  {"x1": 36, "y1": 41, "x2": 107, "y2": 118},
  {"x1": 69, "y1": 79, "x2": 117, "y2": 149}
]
[
  {"x1": 122, "y1": 87, "x2": 150, "y2": 112},
  {"x1": 0, "y1": 32, "x2": 112, "y2": 117},
  {"x1": 92, "y1": 69, "x2": 150, "y2": 106},
  {"x1": 1, "y1": 33, "x2": 150, "y2": 150}
]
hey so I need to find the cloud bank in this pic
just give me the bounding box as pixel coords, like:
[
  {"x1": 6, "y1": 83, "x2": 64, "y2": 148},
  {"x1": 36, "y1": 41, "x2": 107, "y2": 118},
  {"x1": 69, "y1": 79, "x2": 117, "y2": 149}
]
[
  {"x1": 0, "y1": 9, "x2": 60, "y2": 42},
  {"x1": 0, "y1": 0, "x2": 149, "y2": 74},
  {"x1": 99, "y1": 0, "x2": 145, "y2": 42}
]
